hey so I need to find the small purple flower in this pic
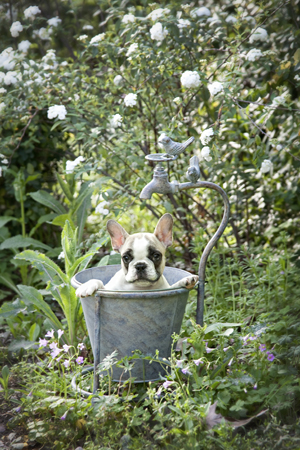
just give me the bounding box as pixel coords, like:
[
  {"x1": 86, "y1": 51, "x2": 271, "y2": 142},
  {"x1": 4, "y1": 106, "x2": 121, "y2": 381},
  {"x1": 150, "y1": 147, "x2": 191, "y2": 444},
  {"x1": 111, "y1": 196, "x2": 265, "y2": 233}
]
[
  {"x1": 77, "y1": 343, "x2": 85, "y2": 351},
  {"x1": 45, "y1": 329, "x2": 54, "y2": 338},
  {"x1": 76, "y1": 356, "x2": 84, "y2": 364},
  {"x1": 15, "y1": 406, "x2": 22, "y2": 413},
  {"x1": 60, "y1": 411, "x2": 68, "y2": 420},
  {"x1": 57, "y1": 329, "x2": 64, "y2": 339},
  {"x1": 176, "y1": 359, "x2": 184, "y2": 368},
  {"x1": 259, "y1": 344, "x2": 266, "y2": 352},
  {"x1": 50, "y1": 348, "x2": 63, "y2": 359},
  {"x1": 223, "y1": 347, "x2": 229, "y2": 352},
  {"x1": 39, "y1": 338, "x2": 48, "y2": 347},
  {"x1": 63, "y1": 344, "x2": 71, "y2": 353},
  {"x1": 244, "y1": 388, "x2": 247, "y2": 393},
  {"x1": 280, "y1": 271, "x2": 285, "y2": 275},
  {"x1": 193, "y1": 358, "x2": 203, "y2": 366},
  {"x1": 63, "y1": 360, "x2": 70, "y2": 369},
  {"x1": 27, "y1": 391, "x2": 33, "y2": 398},
  {"x1": 267, "y1": 353, "x2": 275, "y2": 362},
  {"x1": 49, "y1": 341, "x2": 58, "y2": 350},
  {"x1": 181, "y1": 367, "x2": 192, "y2": 375},
  {"x1": 205, "y1": 342, "x2": 214, "y2": 353},
  {"x1": 163, "y1": 380, "x2": 172, "y2": 389},
  {"x1": 228, "y1": 358, "x2": 233, "y2": 367},
  {"x1": 253, "y1": 383, "x2": 257, "y2": 390},
  {"x1": 156, "y1": 387, "x2": 162, "y2": 397},
  {"x1": 249, "y1": 336, "x2": 257, "y2": 341}
]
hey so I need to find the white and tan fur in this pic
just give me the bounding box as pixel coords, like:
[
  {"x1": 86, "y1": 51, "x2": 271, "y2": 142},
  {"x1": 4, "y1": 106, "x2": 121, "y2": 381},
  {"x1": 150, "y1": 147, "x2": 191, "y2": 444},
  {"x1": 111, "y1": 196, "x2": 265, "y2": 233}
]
[{"x1": 76, "y1": 214, "x2": 198, "y2": 297}]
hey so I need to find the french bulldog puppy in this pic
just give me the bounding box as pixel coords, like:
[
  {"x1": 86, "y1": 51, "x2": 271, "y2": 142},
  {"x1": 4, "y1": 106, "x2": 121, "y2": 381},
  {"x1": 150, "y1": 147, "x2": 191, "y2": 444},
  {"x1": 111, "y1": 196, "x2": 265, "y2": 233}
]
[{"x1": 76, "y1": 213, "x2": 198, "y2": 297}]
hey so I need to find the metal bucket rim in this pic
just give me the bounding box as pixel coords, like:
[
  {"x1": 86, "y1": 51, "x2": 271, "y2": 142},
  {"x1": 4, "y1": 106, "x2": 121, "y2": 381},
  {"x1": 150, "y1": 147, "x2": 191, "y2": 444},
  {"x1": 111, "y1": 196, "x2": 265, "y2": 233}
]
[{"x1": 71, "y1": 265, "x2": 194, "y2": 298}]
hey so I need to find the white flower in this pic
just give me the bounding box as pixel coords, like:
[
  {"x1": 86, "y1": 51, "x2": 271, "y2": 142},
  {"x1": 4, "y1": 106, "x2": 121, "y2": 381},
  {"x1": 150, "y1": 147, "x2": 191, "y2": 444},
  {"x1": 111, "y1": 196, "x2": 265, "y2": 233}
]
[
  {"x1": 4, "y1": 71, "x2": 18, "y2": 85},
  {"x1": 122, "y1": 13, "x2": 135, "y2": 24},
  {"x1": 124, "y1": 93, "x2": 137, "y2": 107},
  {"x1": 36, "y1": 27, "x2": 53, "y2": 40},
  {"x1": 225, "y1": 15, "x2": 237, "y2": 24},
  {"x1": 18, "y1": 40, "x2": 31, "y2": 53},
  {"x1": 95, "y1": 201, "x2": 109, "y2": 215},
  {"x1": 126, "y1": 43, "x2": 138, "y2": 57},
  {"x1": 150, "y1": 22, "x2": 168, "y2": 42},
  {"x1": 77, "y1": 35, "x2": 88, "y2": 41},
  {"x1": 261, "y1": 159, "x2": 273, "y2": 174},
  {"x1": 272, "y1": 94, "x2": 286, "y2": 106},
  {"x1": 90, "y1": 33, "x2": 105, "y2": 45},
  {"x1": 65, "y1": 156, "x2": 85, "y2": 174},
  {"x1": 24, "y1": 6, "x2": 41, "y2": 20},
  {"x1": 147, "y1": 8, "x2": 170, "y2": 21},
  {"x1": 82, "y1": 24, "x2": 93, "y2": 30},
  {"x1": 173, "y1": 97, "x2": 181, "y2": 104},
  {"x1": 47, "y1": 17, "x2": 62, "y2": 27},
  {"x1": 58, "y1": 251, "x2": 65, "y2": 259},
  {"x1": 10, "y1": 21, "x2": 23, "y2": 38},
  {"x1": 200, "y1": 128, "x2": 214, "y2": 145},
  {"x1": 294, "y1": 74, "x2": 300, "y2": 81},
  {"x1": 181, "y1": 70, "x2": 201, "y2": 89},
  {"x1": 276, "y1": 144, "x2": 283, "y2": 151},
  {"x1": 0, "y1": 48, "x2": 16, "y2": 70},
  {"x1": 0, "y1": 88, "x2": 7, "y2": 94},
  {"x1": 246, "y1": 48, "x2": 262, "y2": 61},
  {"x1": 0, "y1": 102, "x2": 5, "y2": 114},
  {"x1": 201, "y1": 146, "x2": 212, "y2": 161},
  {"x1": 177, "y1": 19, "x2": 190, "y2": 30},
  {"x1": 91, "y1": 127, "x2": 101, "y2": 135},
  {"x1": 191, "y1": 7, "x2": 211, "y2": 18},
  {"x1": 47, "y1": 105, "x2": 67, "y2": 120},
  {"x1": 249, "y1": 27, "x2": 268, "y2": 43},
  {"x1": 208, "y1": 81, "x2": 223, "y2": 96},
  {"x1": 113, "y1": 74, "x2": 123, "y2": 86},
  {"x1": 42, "y1": 49, "x2": 56, "y2": 62},
  {"x1": 110, "y1": 114, "x2": 123, "y2": 128}
]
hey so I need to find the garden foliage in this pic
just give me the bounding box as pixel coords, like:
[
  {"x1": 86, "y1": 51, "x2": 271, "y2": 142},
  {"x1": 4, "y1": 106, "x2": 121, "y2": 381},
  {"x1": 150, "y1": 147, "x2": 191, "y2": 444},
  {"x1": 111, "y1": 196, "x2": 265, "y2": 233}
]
[{"x1": 0, "y1": 0, "x2": 300, "y2": 448}]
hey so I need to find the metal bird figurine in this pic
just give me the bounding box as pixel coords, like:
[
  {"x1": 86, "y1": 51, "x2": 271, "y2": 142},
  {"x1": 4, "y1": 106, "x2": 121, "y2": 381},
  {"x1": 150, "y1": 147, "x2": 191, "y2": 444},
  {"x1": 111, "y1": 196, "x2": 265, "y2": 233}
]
[
  {"x1": 186, "y1": 155, "x2": 201, "y2": 183},
  {"x1": 158, "y1": 133, "x2": 195, "y2": 158}
]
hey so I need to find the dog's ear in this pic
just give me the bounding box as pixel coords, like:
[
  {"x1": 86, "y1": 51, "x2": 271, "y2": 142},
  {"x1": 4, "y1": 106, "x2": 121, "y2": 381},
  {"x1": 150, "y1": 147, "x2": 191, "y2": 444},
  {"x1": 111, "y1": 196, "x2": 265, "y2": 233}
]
[
  {"x1": 154, "y1": 214, "x2": 173, "y2": 248},
  {"x1": 106, "y1": 220, "x2": 129, "y2": 252}
]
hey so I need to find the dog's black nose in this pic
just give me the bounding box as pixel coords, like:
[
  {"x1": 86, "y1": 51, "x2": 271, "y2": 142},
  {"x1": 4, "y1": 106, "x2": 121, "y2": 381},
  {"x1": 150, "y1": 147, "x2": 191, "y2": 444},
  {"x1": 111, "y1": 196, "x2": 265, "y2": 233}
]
[{"x1": 135, "y1": 263, "x2": 147, "y2": 273}]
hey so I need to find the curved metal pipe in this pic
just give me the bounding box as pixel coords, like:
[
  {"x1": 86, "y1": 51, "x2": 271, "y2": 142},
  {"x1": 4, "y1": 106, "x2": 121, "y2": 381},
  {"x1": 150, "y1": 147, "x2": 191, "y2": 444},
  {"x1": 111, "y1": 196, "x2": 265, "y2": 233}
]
[{"x1": 178, "y1": 181, "x2": 230, "y2": 326}]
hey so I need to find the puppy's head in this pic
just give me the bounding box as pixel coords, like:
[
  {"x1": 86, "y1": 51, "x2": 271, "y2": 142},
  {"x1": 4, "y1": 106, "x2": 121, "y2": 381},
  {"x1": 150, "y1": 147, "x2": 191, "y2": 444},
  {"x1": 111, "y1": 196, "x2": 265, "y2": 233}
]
[{"x1": 106, "y1": 214, "x2": 173, "y2": 287}]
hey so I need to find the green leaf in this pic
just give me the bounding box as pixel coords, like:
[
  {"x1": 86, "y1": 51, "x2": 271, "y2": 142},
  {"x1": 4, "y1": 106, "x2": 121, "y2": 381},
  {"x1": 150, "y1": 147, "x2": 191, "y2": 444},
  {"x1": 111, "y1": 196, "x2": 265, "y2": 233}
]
[
  {"x1": 15, "y1": 250, "x2": 68, "y2": 284},
  {"x1": 61, "y1": 221, "x2": 77, "y2": 277},
  {"x1": 0, "y1": 273, "x2": 20, "y2": 294},
  {"x1": 2, "y1": 365, "x2": 9, "y2": 382},
  {"x1": 293, "y1": 49, "x2": 300, "y2": 65},
  {"x1": 56, "y1": 172, "x2": 74, "y2": 202},
  {"x1": 0, "y1": 235, "x2": 52, "y2": 251},
  {"x1": 29, "y1": 323, "x2": 40, "y2": 342},
  {"x1": 52, "y1": 214, "x2": 76, "y2": 229},
  {"x1": 8, "y1": 339, "x2": 36, "y2": 353},
  {"x1": 0, "y1": 300, "x2": 26, "y2": 318},
  {"x1": 29, "y1": 190, "x2": 67, "y2": 215},
  {"x1": 205, "y1": 323, "x2": 241, "y2": 334},
  {"x1": 68, "y1": 252, "x2": 95, "y2": 278},
  {"x1": 0, "y1": 216, "x2": 19, "y2": 228},
  {"x1": 18, "y1": 284, "x2": 63, "y2": 331}
]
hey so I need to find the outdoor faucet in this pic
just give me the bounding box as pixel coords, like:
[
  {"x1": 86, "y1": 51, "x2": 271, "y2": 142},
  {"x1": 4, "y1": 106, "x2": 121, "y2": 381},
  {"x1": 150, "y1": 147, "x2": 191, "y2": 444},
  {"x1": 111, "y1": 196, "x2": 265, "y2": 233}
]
[{"x1": 140, "y1": 159, "x2": 179, "y2": 200}]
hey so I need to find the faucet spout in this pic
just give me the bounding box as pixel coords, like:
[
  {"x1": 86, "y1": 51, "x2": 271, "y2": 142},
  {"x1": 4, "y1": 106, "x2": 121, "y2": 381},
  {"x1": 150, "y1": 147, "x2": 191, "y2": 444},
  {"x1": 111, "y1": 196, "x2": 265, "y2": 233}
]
[{"x1": 140, "y1": 163, "x2": 179, "y2": 200}]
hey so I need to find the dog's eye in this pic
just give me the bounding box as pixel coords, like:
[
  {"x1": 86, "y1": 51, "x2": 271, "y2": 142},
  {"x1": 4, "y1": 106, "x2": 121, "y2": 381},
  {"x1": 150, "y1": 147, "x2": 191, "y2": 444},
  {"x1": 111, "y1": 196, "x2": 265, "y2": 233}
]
[
  {"x1": 153, "y1": 252, "x2": 161, "y2": 261},
  {"x1": 123, "y1": 255, "x2": 131, "y2": 263}
]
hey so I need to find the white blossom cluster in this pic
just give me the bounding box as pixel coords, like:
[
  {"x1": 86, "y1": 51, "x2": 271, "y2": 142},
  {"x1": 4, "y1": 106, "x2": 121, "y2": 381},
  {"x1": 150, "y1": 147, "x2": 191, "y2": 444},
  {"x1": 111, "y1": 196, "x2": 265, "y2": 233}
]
[
  {"x1": 82, "y1": 24, "x2": 93, "y2": 30},
  {"x1": 122, "y1": 13, "x2": 135, "y2": 24},
  {"x1": 201, "y1": 146, "x2": 212, "y2": 162},
  {"x1": 261, "y1": 159, "x2": 273, "y2": 174},
  {"x1": 249, "y1": 27, "x2": 268, "y2": 43},
  {"x1": 0, "y1": 48, "x2": 16, "y2": 71},
  {"x1": 124, "y1": 93, "x2": 137, "y2": 106},
  {"x1": 200, "y1": 128, "x2": 214, "y2": 145},
  {"x1": 147, "y1": 8, "x2": 170, "y2": 21},
  {"x1": 177, "y1": 19, "x2": 191, "y2": 30},
  {"x1": 225, "y1": 15, "x2": 237, "y2": 24},
  {"x1": 191, "y1": 7, "x2": 211, "y2": 18},
  {"x1": 33, "y1": 27, "x2": 53, "y2": 40},
  {"x1": 181, "y1": 71, "x2": 201, "y2": 89},
  {"x1": 208, "y1": 81, "x2": 223, "y2": 96},
  {"x1": 113, "y1": 75, "x2": 123, "y2": 86},
  {"x1": 90, "y1": 33, "x2": 105, "y2": 45},
  {"x1": 110, "y1": 114, "x2": 123, "y2": 128},
  {"x1": 24, "y1": 6, "x2": 41, "y2": 20},
  {"x1": 18, "y1": 40, "x2": 31, "y2": 53},
  {"x1": 10, "y1": 21, "x2": 23, "y2": 38},
  {"x1": 95, "y1": 200, "x2": 109, "y2": 215},
  {"x1": 66, "y1": 156, "x2": 85, "y2": 174},
  {"x1": 48, "y1": 17, "x2": 62, "y2": 27},
  {"x1": 246, "y1": 48, "x2": 262, "y2": 61},
  {"x1": 126, "y1": 43, "x2": 138, "y2": 57},
  {"x1": 150, "y1": 22, "x2": 168, "y2": 42},
  {"x1": 47, "y1": 105, "x2": 67, "y2": 120}
]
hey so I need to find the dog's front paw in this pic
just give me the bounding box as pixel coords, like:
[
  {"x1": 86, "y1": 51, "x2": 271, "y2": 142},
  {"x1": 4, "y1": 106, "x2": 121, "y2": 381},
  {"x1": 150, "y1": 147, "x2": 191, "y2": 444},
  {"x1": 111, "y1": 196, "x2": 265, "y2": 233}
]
[
  {"x1": 76, "y1": 279, "x2": 104, "y2": 297},
  {"x1": 180, "y1": 275, "x2": 199, "y2": 290}
]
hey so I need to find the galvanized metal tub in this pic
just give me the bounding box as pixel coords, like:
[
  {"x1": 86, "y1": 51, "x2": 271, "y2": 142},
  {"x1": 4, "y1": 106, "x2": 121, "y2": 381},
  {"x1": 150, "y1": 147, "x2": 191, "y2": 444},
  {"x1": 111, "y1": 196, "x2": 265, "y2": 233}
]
[{"x1": 71, "y1": 265, "x2": 191, "y2": 382}]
